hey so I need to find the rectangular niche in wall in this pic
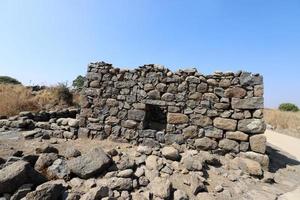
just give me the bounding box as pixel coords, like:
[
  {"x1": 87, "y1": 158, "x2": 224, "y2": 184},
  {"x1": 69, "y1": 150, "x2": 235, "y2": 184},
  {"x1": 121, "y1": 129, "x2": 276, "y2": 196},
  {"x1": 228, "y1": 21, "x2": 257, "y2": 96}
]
[{"x1": 143, "y1": 104, "x2": 167, "y2": 131}]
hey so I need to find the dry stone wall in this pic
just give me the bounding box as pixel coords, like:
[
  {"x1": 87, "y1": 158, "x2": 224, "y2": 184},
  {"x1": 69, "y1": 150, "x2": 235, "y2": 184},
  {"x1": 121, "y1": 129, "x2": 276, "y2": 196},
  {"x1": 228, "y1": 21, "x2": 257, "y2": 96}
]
[{"x1": 79, "y1": 62, "x2": 266, "y2": 155}]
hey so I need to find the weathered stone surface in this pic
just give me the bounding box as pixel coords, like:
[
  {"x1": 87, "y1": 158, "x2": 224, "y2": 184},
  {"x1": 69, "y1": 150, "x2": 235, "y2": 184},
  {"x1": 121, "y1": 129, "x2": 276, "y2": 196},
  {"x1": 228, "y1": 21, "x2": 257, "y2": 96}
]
[
  {"x1": 35, "y1": 153, "x2": 59, "y2": 172},
  {"x1": 182, "y1": 125, "x2": 197, "y2": 139},
  {"x1": 249, "y1": 134, "x2": 266, "y2": 154},
  {"x1": 64, "y1": 147, "x2": 81, "y2": 159},
  {"x1": 224, "y1": 87, "x2": 247, "y2": 98},
  {"x1": 47, "y1": 158, "x2": 70, "y2": 180},
  {"x1": 80, "y1": 186, "x2": 110, "y2": 200},
  {"x1": 0, "y1": 161, "x2": 46, "y2": 194},
  {"x1": 25, "y1": 180, "x2": 66, "y2": 200},
  {"x1": 149, "y1": 177, "x2": 172, "y2": 199},
  {"x1": 239, "y1": 72, "x2": 263, "y2": 86},
  {"x1": 191, "y1": 114, "x2": 212, "y2": 127},
  {"x1": 226, "y1": 131, "x2": 248, "y2": 141},
  {"x1": 190, "y1": 176, "x2": 206, "y2": 195},
  {"x1": 161, "y1": 146, "x2": 180, "y2": 161},
  {"x1": 238, "y1": 119, "x2": 266, "y2": 133},
  {"x1": 174, "y1": 190, "x2": 189, "y2": 200},
  {"x1": 121, "y1": 120, "x2": 138, "y2": 129},
  {"x1": 229, "y1": 157, "x2": 262, "y2": 176},
  {"x1": 128, "y1": 110, "x2": 146, "y2": 121},
  {"x1": 205, "y1": 127, "x2": 223, "y2": 139},
  {"x1": 67, "y1": 147, "x2": 111, "y2": 179},
  {"x1": 167, "y1": 113, "x2": 189, "y2": 124},
  {"x1": 194, "y1": 137, "x2": 218, "y2": 150},
  {"x1": 181, "y1": 154, "x2": 203, "y2": 171},
  {"x1": 147, "y1": 90, "x2": 160, "y2": 100},
  {"x1": 232, "y1": 97, "x2": 264, "y2": 109},
  {"x1": 239, "y1": 151, "x2": 269, "y2": 170},
  {"x1": 219, "y1": 139, "x2": 239, "y2": 152},
  {"x1": 213, "y1": 117, "x2": 237, "y2": 131}
]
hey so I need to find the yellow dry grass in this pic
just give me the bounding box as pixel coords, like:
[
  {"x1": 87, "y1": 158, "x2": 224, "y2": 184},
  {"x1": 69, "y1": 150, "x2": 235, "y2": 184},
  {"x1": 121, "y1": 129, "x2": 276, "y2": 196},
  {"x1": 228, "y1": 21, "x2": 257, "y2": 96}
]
[
  {"x1": 264, "y1": 108, "x2": 300, "y2": 138},
  {"x1": 0, "y1": 84, "x2": 79, "y2": 117}
]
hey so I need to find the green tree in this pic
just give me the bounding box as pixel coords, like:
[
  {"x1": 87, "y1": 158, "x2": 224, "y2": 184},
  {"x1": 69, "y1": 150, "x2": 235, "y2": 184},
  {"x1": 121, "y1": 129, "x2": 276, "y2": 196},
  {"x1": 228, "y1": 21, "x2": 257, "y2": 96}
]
[
  {"x1": 0, "y1": 76, "x2": 21, "y2": 85},
  {"x1": 72, "y1": 75, "x2": 85, "y2": 90},
  {"x1": 279, "y1": 103, "x2": 299, "y2": 112}
]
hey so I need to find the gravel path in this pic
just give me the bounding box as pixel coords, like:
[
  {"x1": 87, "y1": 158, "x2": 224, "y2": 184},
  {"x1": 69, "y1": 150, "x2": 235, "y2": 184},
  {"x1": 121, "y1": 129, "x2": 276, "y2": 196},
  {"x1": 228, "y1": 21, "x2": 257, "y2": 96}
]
[{"x1": 265, "y1": 129, "x2": 300, "y2": 161}]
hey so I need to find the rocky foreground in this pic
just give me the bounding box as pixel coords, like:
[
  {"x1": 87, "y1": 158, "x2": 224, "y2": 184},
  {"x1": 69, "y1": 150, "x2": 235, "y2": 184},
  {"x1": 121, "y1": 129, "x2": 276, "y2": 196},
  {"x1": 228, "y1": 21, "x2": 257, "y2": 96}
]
[{"x1": 0, "y1": 133, "x2": 300, "y2": 200}]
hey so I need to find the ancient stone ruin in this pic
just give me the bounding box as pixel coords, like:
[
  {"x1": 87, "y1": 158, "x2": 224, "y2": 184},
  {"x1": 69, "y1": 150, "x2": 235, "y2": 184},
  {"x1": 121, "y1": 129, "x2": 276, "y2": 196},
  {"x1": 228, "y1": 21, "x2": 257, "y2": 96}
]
[{"x1": 79, "y1": 62, "x2": 266, "y2": 155}]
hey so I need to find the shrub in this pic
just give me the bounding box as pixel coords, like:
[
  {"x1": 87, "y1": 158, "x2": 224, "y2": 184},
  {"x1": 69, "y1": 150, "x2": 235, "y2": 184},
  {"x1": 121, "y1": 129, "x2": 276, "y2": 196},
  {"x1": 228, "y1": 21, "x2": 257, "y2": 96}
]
[
  {"x1": 55, "y1": 83, "x2": 73, "y2": 105},
  {"x1": 72, "y1": 75, "x2": 85, "y2": 90},
  {"x1": 0, "y1": 76, "x2": 21, "y2": 85},
  {"x1": 279, "y1": 103, "x2": 299, "y2": 112}
]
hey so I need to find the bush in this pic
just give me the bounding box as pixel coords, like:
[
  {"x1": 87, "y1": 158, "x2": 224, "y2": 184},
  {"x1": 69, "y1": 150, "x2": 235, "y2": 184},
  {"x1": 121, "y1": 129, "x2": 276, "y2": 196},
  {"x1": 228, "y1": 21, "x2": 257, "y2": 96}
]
[
  {"x1": 0, "y1": 76, "x2": 21, "y2": 85},
  {"x1": 72, "y1": 75, "x2": 85, "y2": 90},
  {"x1": 55, "y1": 83, "x2": 73, "y2": 105},
  {"x1": 279, "y1": 103, "x2": 299, "y2": 112}
]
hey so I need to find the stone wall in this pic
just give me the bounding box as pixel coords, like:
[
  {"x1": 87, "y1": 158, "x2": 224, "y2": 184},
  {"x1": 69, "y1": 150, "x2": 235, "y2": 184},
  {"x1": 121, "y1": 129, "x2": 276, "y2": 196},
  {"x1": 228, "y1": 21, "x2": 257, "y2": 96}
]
[{"x1": 79, "y1": 62, "x2": 266, "y2": 155}]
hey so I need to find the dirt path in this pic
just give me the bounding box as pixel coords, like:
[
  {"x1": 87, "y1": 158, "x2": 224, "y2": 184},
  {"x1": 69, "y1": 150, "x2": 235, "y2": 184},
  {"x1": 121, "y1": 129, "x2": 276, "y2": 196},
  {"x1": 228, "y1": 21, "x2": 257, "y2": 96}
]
[{"x1": 265, "y1": 129, "x2": 300, "y2": 161}]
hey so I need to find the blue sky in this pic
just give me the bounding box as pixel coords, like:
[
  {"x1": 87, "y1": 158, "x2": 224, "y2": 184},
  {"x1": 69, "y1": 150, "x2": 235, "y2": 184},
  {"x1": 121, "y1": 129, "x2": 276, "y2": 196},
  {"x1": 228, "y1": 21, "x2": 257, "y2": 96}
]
[{"x1": 0, "y1": 0, "x2": 300, "y2": 108}]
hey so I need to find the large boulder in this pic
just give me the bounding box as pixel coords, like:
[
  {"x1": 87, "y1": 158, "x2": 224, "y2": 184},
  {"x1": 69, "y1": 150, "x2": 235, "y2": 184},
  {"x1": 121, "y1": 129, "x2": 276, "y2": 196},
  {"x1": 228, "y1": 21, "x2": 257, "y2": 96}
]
[
  {"x1": 67, "y1": 147, "x2": 111, "y2": 179},
  {"x1": 239, "y1": 151, "x2": 269, "y2": 170},
  {"x1": 0, "y1": 161, "x2": 46, "y2": 194},
  {"x1": 35, "y1": 153, "x2": 58, "y2": 172},
  {"x1": 25, "y1": 180, "x2": 66, "y2": 200},
  {"x1": 229, "y1": 157, "x2": 262, "y2": 176},
  {"x1": 47, "y1": 158, "x2": 70, "y2": 180}
]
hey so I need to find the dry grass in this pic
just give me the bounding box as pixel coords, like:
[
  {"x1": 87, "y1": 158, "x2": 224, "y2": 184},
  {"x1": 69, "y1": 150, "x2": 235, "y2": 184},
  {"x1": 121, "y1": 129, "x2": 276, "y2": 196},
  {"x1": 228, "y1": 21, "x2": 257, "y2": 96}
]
[
  {"x1": 0, "y1": 84, "x2": 79, "y2": 117},
  {"x1": 264, "y1": 108, "x2": 300, "y2": 138}
]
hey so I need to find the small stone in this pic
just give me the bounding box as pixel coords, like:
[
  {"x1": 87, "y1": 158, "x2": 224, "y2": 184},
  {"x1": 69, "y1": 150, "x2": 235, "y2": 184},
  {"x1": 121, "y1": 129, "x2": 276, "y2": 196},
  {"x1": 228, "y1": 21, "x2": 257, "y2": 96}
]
[
  {"x1": 117, "y1": 169, "x2": 133, "y2": 178},
  {"x1": 190, "y1": 177, "x2": 206, "y2": 195},
  {"x1": 67, "y1": 147, "x2": 111, "y2": 179},
  {"x1": 161, "y1": 146, "x2": 180, "y2": 161},
  {"x1": 174, "y1": 189, "x2": 189, "y2": 200},
  {"x1": 214, "y1": 185, "x2": 223, "y2": 193}
]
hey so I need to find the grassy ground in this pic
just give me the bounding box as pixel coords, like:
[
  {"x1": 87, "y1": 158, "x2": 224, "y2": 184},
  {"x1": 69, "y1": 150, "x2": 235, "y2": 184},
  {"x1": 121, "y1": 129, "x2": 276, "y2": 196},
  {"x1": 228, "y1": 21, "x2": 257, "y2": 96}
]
[
  {"x1": 0, "y1": 84, "x2": 79, "y2": 117},
  {"x1": 264, "y1": 108, "x2": 300, "y2": 138}
]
